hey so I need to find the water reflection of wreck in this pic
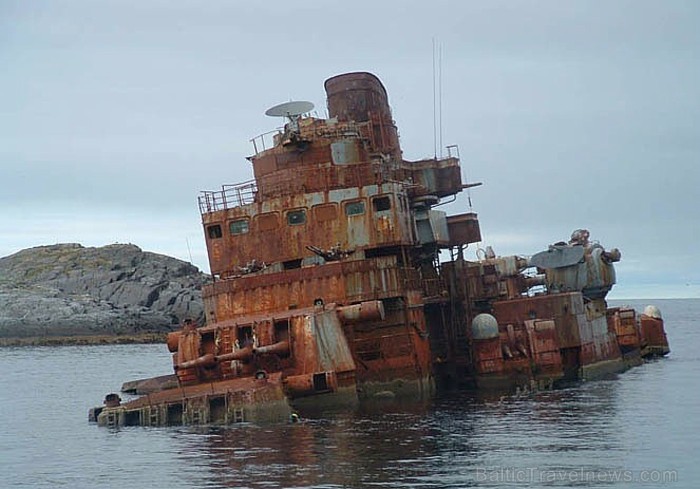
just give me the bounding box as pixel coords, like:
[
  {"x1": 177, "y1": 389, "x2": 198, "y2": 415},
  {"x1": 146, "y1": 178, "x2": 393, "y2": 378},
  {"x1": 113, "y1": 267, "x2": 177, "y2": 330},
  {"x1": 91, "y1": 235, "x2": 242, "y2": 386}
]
[{"x1": 91, "y1": 72, "x2": 669, "y2": 427}]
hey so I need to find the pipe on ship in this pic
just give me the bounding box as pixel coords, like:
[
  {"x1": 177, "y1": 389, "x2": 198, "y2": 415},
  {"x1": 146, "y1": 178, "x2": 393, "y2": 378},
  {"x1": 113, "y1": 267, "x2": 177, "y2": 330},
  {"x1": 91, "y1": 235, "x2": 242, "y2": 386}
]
[
  {"x1": 254, "y1": 340, "x2": 291, "y2": 356},
  {"x1": 215, "y1": 345, "x2": 254, "y2": 363},
  {"x1": 174, "y1": 341, "x2": 292, "y2": 371},
  {"x1": 337, "y1": 300, "x2": 385, "y2": 323},
  {"x1": 175, "y1": 353, "x2": 216, "y2": 370}
]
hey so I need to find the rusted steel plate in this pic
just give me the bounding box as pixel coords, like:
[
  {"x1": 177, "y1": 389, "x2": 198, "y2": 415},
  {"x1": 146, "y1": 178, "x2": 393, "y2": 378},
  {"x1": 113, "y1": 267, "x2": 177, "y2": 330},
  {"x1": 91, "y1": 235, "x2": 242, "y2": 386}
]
[{"x1": 202, "y1": 183, "x2": 416, "y2": 275}]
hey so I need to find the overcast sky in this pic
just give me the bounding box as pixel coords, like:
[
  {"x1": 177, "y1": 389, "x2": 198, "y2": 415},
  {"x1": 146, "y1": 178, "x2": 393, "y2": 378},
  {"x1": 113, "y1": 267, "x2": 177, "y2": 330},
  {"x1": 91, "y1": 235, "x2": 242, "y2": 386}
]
[{"x1": 2, "y1": 1, "x2": 698, "y2": 299}]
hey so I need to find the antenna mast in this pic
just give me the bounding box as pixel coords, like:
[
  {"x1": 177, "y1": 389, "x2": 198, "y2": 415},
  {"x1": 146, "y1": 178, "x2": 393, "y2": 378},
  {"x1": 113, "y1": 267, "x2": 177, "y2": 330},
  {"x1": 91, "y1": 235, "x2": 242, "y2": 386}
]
[
  {"x1": 432, "y1": 39, "x2": 444, "y2": 159},
  {"x1": 438, "y1": 41, "x2": 443, "y2": 159}
]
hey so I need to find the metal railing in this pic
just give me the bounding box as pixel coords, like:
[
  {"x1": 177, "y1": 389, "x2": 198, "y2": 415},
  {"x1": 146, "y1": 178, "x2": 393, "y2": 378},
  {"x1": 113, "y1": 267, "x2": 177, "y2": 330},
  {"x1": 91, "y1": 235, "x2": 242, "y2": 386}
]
[
  {"x1": 250, "y1": 129, "x2": 283, "y2": 155},
  {"x1": 198, "y1": 180, "x2": 257, "y2": 214}
]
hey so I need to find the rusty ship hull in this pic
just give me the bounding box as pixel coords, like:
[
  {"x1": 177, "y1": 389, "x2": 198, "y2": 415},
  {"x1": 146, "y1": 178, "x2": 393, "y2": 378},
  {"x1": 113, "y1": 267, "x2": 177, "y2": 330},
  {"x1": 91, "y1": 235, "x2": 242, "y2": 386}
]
[{"x1": 91, "y1": 72, "x2": 669, "y2": 427}]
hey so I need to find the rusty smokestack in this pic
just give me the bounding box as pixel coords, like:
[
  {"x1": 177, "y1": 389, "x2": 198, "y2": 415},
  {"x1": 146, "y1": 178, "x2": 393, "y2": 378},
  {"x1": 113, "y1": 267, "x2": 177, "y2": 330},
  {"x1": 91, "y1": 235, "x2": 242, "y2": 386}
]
[
  {"x1": 325, "y1": 72, "x2": 391, "y2": 123},
  {"x1": 324, "y1": 72, "x2": 401, "y2": 158}
]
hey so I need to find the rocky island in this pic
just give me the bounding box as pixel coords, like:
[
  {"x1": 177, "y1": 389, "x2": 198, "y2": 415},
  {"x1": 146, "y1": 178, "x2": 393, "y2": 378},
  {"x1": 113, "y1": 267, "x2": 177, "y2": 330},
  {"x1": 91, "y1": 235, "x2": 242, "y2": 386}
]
[{"x1": 0, "y1": 243, "x2": 207, "y2": 345}]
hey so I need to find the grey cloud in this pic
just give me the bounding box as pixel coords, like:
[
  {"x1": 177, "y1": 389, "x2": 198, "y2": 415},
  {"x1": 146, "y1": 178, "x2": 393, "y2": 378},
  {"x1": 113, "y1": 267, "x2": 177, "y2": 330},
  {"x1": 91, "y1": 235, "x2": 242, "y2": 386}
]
[{"x1": 1, "y1": 0, "x2": 698, "y2": 298}]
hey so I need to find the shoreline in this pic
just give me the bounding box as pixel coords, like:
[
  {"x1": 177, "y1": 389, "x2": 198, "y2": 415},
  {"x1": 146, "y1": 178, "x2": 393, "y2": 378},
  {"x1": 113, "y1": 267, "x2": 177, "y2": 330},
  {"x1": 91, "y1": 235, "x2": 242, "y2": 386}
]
[{"x1": 0, "y1": 333, "x2": 167, "y2": 347}]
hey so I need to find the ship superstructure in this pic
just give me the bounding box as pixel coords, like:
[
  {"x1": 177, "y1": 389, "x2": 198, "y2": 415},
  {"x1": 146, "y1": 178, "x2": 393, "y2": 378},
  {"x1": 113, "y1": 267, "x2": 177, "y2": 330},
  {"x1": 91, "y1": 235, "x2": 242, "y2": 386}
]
[
  {"x1": 195, "y1": 72, "x2": 475, "y2": 399},
  {"x1": 91, "y1": 72, "x2": 668, "y2": 427}
]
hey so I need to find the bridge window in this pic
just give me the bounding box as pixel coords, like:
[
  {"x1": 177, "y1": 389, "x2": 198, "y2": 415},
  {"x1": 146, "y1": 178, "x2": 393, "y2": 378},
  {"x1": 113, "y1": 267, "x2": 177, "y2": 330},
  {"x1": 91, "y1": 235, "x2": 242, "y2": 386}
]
[
  {"x1": 229, "y1": 219, "x2": 249, "y2": 235},
  {"x1": 345, "y1": 201, "x2": 365, "y2": 216},
  {"x1": 207, "y1": 224, "x2": 222, "y2": 239},
  {"x1": 372, "y1": 196, "x2": 391, "y2": 212},
  {"x1": 287, "y1": 209, "x2": 307, "y2": 226}
]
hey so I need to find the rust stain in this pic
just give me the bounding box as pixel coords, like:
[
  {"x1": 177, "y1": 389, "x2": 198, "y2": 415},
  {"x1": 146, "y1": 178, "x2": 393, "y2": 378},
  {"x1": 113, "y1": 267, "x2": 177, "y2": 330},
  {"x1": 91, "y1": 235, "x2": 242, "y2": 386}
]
[{"x1": 91, "y1": 71, "x2": 670, "y2": 427}]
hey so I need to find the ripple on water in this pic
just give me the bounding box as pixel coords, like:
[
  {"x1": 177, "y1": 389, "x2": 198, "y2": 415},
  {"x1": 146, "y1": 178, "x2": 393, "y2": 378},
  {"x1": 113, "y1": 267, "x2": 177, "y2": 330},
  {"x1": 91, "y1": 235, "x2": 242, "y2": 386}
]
[{"x1": 2, "y1": 300, "x2": 699, "y2": 488}]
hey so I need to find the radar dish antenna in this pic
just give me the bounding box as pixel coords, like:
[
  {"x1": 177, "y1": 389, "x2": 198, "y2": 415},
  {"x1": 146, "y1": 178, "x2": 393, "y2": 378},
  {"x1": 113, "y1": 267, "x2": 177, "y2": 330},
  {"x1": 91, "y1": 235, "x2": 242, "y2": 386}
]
[{"x1": 265, "y1": 101, "x2": 314, "y2": 120}]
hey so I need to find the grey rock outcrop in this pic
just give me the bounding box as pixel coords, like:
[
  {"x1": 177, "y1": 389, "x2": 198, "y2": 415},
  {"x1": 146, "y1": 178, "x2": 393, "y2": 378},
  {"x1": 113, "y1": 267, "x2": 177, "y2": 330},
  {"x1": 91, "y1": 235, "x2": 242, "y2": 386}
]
[{"x1": 0, "y1": 243, "x2": 208, "y2": 338}]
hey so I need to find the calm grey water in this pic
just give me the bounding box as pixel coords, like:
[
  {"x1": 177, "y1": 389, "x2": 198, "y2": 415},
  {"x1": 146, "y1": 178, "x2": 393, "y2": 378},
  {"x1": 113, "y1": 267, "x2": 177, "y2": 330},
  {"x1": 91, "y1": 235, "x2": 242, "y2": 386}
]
[{"x1": 1, "y1": 299, "x2": 698, "y2": 488}]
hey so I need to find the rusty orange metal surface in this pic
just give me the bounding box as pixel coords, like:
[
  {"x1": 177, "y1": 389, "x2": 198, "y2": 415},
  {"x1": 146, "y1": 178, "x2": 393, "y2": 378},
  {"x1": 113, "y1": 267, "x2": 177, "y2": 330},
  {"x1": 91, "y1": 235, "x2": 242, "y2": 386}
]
[
  {"x1": 608, "y1": 307, "x2": 642, "y2": 354},
  {"x1": 92, "y1": 71, "x2": 670, "y2": 427},
  {"x1": 640, "y1": 314, "x2": 670, "y2": 356}
]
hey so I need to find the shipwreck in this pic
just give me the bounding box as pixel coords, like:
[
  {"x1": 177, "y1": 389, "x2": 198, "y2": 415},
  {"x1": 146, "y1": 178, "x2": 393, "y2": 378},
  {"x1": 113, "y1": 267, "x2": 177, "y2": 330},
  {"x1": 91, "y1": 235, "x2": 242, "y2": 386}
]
[{"x1": 90, "y1": 72, "x2": 669, "y2": 427}]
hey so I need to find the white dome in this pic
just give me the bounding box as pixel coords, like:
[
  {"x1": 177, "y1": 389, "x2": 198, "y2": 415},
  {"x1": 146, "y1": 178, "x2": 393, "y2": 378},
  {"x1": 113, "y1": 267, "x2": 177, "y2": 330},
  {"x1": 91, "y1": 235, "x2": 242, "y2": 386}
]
[
  {"x1": 472, "y1": 313, "x2": 499, "y2": 340},
  {"x1": 643, "y1": 305, "x2": 663, "y2": 320}
]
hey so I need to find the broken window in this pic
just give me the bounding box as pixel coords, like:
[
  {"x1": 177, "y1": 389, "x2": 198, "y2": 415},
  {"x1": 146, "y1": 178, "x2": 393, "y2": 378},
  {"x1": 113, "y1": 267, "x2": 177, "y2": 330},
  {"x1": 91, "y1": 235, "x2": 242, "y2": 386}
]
[
  {"x1": 236, "y1": 325, "x2": 253, "y2": 347},
  {"x1": 207, "y1": 224, "x2": 223, "y2": 239},
  {"x1": 372, "y1": 196, "x2": 391, "y2": 212},
  {"x1": 283, "y1": 259, "x2": 302, "y2": 270},
  {"x1": 274, "y1": 319, "x2": 290, "y2": 343}
]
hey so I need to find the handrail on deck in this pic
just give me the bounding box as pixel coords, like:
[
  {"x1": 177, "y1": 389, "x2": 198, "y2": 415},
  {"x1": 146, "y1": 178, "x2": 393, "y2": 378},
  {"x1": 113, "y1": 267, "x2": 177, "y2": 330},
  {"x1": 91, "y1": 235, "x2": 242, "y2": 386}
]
[
  {"x1": 198, "y1": 180, "x2": 257, "y2": 214},
  {"x1": 250, "y1": 129, "x2": 282, "y2": 155}
]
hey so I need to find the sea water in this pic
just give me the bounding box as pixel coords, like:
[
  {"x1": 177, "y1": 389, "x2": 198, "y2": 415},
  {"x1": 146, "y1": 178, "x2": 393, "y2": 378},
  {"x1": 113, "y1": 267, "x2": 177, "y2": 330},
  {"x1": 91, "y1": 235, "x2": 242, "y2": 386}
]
[{"x1": 1, "y1": 299, "x2": 698, "y2": 488}]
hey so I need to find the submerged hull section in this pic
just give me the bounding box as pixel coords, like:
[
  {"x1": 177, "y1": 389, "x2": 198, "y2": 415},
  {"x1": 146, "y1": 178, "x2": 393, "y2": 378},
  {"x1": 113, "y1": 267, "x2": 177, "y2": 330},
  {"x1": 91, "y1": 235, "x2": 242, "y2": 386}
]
[
  {"x1": 91, "y1": 72, "x2": 669, "y2": 426},
  {"x1": 93, "y1": 374, "x2": 292, "y2": 427}
]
